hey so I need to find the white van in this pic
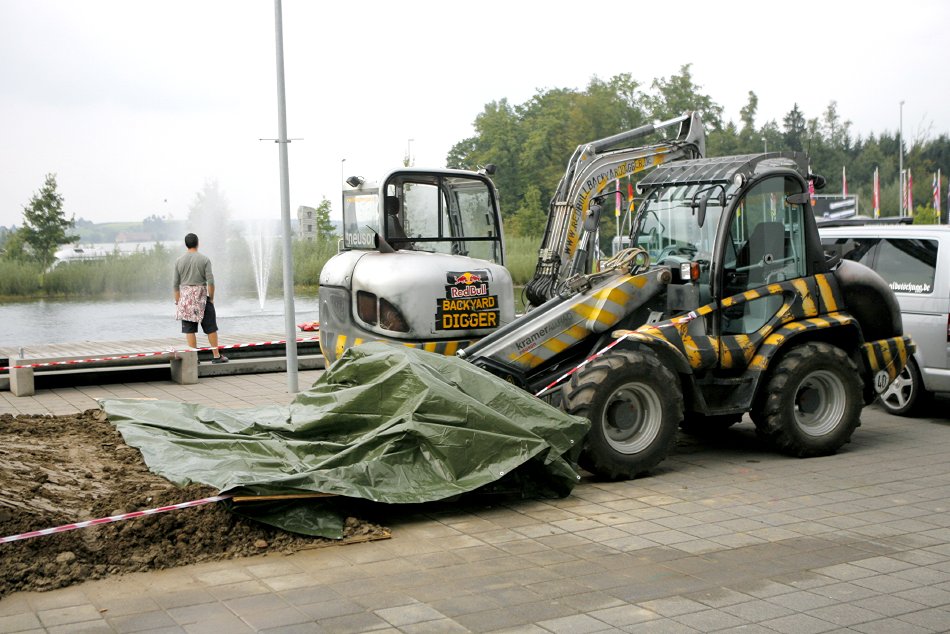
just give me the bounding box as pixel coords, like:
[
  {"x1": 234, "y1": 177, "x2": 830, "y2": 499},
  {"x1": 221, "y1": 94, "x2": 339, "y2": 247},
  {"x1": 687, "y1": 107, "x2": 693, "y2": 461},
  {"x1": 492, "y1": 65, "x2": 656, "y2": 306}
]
[{"x1": 820, "y1": 223, "x2": 950, "y2": 416}]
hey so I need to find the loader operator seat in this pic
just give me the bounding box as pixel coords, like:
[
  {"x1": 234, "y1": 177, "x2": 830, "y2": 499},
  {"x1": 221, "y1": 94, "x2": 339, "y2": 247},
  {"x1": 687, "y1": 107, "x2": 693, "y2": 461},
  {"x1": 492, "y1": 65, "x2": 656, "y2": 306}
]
[
  {"x1": 384, "y1": 195, "x2": 410, "y2": 247},
  {"x1": 724, "y1": 221, "x2": 785, "y2": 334}
]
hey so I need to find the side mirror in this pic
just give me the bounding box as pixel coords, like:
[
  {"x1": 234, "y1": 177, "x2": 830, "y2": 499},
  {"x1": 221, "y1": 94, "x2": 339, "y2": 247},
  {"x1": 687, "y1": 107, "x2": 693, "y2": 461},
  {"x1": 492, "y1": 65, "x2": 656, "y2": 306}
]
[
  {"x1": 695, "y1": 186, "x2": 726, "y2": 228},
  {"x1": 786, "y1": 192, "x2": 810, "y2": 206}
]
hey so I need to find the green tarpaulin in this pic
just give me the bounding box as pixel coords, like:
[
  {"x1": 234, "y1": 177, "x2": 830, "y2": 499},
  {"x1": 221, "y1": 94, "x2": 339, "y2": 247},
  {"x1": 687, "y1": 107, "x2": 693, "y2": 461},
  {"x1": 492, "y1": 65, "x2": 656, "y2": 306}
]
[{"x1": 102, "y1": 343, "x2": 589, "y2": 538}]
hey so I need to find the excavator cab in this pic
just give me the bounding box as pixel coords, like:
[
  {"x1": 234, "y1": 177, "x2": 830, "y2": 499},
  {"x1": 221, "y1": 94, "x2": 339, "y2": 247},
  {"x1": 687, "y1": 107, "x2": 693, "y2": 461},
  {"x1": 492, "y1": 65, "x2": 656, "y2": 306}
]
[{"x1": 320, "y1": 168, "x2": 514, "y2": 363}]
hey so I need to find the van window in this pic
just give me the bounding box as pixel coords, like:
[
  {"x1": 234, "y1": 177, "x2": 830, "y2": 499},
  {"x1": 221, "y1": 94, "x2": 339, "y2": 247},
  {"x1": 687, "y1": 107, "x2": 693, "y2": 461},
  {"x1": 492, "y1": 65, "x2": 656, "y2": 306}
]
[
  {"x1": 823, "y1": 237, "x2": 877, "y2": 267},
  {"x1": 875, "y1": 239, "x2": 938, "y2": 294},
  {"x1": 822, "y1": 236, "x2": 938, "y2": 295}
]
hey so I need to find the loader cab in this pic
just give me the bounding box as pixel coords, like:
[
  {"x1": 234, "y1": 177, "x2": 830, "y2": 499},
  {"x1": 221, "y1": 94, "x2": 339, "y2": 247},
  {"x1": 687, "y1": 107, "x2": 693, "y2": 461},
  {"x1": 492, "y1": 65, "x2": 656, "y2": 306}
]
[
  {"x1": 633, "y1": 154, "x2": 822, "y2": 339},
  {"x1": 342, "y1": 169, "x2": 505, "y2": 264}
]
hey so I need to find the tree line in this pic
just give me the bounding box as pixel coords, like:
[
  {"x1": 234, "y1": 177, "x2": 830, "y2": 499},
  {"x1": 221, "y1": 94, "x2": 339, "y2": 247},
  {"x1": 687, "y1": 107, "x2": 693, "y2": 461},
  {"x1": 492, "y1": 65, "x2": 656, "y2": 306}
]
[{"x1": 447, "y1": 64, "x2": 949, "y2": 236}]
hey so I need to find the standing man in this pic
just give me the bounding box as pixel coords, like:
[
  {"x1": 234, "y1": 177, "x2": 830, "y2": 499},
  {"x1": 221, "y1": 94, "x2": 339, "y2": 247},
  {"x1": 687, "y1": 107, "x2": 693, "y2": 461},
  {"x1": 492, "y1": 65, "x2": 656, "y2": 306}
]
[{"x1": 174, "y1": 233, "x2": 228, "y2": 363}]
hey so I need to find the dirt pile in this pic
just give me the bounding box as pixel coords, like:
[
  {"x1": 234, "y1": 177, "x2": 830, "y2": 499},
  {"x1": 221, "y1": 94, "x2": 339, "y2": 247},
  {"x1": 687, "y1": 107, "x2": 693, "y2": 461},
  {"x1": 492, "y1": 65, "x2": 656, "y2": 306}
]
[{"x1": 0, "y1": 410, "x2": 389, "y2": 597}]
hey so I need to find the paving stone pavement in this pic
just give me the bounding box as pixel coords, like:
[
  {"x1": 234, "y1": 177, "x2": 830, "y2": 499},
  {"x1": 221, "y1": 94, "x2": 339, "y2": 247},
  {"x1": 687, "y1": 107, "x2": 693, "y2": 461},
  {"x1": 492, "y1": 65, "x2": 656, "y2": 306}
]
[{"x1": 2, "y1": 373, "x2": 950, "y2": 633}]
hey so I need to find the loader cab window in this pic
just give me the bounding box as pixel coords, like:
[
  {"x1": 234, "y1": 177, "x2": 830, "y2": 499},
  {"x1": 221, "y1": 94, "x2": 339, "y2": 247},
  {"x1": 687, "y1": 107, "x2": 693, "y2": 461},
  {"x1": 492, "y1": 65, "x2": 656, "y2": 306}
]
[
  {"x1": 384, "y1": 175, "x2": 504, "y2": 264},
  {"x1": 720, "y1": 176, "x2": 806, "y2": 334},
  {"x1": 634, "y1": 183, "x2": 729, "y2": 288}
]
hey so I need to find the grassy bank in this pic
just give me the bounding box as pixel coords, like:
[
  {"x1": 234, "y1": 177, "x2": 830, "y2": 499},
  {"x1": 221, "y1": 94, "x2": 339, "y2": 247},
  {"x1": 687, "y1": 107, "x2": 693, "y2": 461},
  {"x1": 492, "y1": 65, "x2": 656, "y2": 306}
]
[{"x1": 0, "y1": 237, "x2": 537, "y2": 299}]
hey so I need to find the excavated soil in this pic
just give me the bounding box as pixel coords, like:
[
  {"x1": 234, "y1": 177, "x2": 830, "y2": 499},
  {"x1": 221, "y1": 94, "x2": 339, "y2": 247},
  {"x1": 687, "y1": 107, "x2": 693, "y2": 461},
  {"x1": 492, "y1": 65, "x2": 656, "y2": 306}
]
[{"x1": 0, "y1": 410, "x2": 389, "y2": 598}]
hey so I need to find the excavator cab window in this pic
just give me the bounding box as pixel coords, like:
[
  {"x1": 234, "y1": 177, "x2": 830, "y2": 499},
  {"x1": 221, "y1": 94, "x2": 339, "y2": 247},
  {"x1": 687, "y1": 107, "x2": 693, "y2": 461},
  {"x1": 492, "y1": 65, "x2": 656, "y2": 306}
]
[
  {"x1": 384, "y1": 174, "x2": 504, "y2": 264},
  {"x1": 342, "y1": 190, "x2": 381, "y2": 249}
]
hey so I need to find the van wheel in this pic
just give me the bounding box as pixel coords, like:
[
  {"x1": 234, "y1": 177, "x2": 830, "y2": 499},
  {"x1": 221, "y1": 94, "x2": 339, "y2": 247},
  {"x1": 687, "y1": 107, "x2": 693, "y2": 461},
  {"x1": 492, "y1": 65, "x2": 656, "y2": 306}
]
[
  {"x1": 757, "y1": 342, "x2": 862, "y2": 457},
  {"x1": 879, "y1": 358, "x2": 929, "y2": 417},
  {"x1": 562, "y1": 349, "x2": 682, "y2": 479}
]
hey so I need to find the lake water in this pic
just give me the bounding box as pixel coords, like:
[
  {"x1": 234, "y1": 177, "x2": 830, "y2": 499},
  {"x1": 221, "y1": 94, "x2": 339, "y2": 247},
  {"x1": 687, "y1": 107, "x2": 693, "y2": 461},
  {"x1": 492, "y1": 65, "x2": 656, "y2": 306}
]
[{"x1": 0, "y1": 292, "x2": 319, "y2": 348}]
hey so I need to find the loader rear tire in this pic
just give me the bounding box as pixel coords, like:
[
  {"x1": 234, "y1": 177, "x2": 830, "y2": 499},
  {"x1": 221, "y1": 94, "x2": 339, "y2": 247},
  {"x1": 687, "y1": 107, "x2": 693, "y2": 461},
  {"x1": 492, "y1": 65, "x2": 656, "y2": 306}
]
[
  {"x1": 756, "y1": 342, "x2": 862, "y2": 457},
  {"x1": 563, "y1": 349, "x2": 682, "y2": 480}
]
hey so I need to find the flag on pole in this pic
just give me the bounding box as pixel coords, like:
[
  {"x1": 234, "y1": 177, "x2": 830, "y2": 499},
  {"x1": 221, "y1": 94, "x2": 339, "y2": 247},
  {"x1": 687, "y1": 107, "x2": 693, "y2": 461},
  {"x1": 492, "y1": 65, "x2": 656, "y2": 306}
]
[
  {"x1": 937, "y1": 169, "x2": 942, "y2": 216},
  {"x1": 615, "y1": 177, "x2": 621, "y2": 218},
  {"x1": 873, "y1": 167, "x2": 880, "y2": 218},
  {"x1": 934, "y1": 171, "x2": 941, "y2": 213},
  {"x1": 842, "y1": 165, "x2": 848, "y2": 197},
  {"x1": 627, "y1": 182, "x2": 634, "y2": 203},
  {"x1": 907, "y1": 169, "x2": 913, "y2": 214},
  {"x1": 808, "y1": 179, "x2": 816, "y2": 206}
]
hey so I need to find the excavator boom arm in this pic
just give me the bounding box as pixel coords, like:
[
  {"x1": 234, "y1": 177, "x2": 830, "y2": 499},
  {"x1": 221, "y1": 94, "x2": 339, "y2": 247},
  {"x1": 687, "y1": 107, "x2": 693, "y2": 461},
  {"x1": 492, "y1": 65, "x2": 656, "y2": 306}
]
[{"x1": 525, "y1": 112, "x2": 705, "y2": 307}]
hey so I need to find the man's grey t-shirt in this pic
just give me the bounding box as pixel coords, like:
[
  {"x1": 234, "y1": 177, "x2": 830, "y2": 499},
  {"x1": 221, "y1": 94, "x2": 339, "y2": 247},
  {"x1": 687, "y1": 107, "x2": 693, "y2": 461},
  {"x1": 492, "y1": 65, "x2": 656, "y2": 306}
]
[{"x1": 174, "y1": 251, "x2": 214, "y2": 287}]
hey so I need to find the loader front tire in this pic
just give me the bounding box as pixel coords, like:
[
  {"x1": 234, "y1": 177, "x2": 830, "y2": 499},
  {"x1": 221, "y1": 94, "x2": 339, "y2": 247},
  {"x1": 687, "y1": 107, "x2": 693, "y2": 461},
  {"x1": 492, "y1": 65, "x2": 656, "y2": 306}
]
[
  {"x1": 756, "y1": 342, "x2": 862, "y2": 457},
  {"x1": 563, "y1": 349, "x2": 682, "y2": 480}
]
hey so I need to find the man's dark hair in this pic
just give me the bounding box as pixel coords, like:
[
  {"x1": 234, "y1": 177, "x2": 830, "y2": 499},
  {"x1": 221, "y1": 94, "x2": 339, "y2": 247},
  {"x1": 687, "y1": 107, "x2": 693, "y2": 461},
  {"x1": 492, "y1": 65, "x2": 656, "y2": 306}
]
[{"x1": 184, "y1": 233, "x2": 199, "y2": 249}]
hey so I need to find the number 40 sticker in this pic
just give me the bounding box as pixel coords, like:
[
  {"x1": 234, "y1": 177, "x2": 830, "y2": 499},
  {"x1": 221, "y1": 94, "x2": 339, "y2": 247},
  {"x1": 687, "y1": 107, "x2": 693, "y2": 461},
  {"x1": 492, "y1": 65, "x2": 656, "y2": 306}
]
[{"x1": 874, "y1": 370, "x2": 891, "y2": 393}]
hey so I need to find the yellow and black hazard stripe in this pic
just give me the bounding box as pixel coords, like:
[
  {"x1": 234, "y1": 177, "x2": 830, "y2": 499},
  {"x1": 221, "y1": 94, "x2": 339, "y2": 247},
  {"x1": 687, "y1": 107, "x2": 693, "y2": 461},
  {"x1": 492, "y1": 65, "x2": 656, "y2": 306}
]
[
  {"x1": 719, "y1": 277, "x2": 827, "y2": 322},
  {"x1": 612, "y1": 275, "x2": 854, "y2": 372},
  {"x1": 814, "y1": 273, "x2": 845, "y2": 313},
  {"x1": 861, "y1": 335, "x2": 914, "y2": 384},
  {"x1": 748, "y1": 313, "x2": 857, "y2": 371},
  {"x1": 322, "y1": 330, "x2": 473, "y2": 364},
  {"x1": 505, "y1": 271, "x2": 666, "y2": 371},
  {"x1": 614, "y1": 302, "x2": 719, "y2": 370}
]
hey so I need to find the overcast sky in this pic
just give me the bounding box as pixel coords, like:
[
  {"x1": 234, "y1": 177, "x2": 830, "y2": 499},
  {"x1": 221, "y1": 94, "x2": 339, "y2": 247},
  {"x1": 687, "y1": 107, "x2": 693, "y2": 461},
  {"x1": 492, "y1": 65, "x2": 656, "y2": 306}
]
[{"x1": 1, "y1": 0, "x2": 948, "y2": 229}]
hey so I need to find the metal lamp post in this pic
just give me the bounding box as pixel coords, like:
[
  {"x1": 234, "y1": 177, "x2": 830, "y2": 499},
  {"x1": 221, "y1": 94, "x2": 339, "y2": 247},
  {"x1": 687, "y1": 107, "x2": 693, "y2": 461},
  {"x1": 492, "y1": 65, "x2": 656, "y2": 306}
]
[
  {"x1": 273, "y1": 0, "x2": 298, "y2": 393},
  {"x1": 899, "y1": 100, "x2": 905, "y2": 217},
  {"x1": 761, "y1": 137, "x2": 767, "y2": 153}
]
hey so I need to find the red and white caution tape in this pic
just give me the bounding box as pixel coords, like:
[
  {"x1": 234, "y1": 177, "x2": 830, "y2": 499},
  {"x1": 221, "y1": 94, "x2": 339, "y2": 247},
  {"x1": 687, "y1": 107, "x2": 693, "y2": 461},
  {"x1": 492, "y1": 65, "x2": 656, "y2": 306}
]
[
  {"x1": 534, "y1": 334, "x2": 630, "y2": 398},
  {"x1": 2, "y1": 350, "x2": 175, "y2": 371},
  {"x1": 0, "y1": 494, "x2": 233, "y2": 544},
  {"x1": 204, "y1": 336, "x2": 319, "y2": 352},
  {"x1": 0, "y1": 336, "x2": 321, "y2": 371}
]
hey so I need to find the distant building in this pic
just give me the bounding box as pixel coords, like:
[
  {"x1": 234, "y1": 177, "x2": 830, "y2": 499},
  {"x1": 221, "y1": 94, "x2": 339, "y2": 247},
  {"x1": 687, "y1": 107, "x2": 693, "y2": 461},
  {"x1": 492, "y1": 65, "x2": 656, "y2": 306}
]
[{"x1": 297, "y1": 206, "x2": 317, "y2": 241}]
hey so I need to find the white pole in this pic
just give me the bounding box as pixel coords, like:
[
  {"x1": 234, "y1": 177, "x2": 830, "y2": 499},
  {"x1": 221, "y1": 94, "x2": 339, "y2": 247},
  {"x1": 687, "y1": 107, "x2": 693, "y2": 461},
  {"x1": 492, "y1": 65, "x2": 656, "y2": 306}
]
[
  {"x1": 273, "y1": 0, "x2": 298, "y2": 393},
  {"x1": 899, "y1": 100, "x2": 905, "y2": 217}
]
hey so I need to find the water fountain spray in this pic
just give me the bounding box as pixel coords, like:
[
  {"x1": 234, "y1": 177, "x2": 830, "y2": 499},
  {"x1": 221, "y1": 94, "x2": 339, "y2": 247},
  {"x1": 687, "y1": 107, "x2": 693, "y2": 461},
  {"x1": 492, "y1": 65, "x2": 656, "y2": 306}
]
[{"x1": 245, "y1": 224, "x2": 274, "y2": 311}]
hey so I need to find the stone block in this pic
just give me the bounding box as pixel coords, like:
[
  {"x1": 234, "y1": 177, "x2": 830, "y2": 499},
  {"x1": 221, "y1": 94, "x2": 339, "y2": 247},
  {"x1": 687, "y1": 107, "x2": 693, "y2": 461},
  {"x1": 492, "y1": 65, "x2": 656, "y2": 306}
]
[
  {"x1": 170, "y1": 350, "x2": 198, "y2": 385},
  {"x1": 9, "y1": 366, "x2": 35, "y2": 396}
]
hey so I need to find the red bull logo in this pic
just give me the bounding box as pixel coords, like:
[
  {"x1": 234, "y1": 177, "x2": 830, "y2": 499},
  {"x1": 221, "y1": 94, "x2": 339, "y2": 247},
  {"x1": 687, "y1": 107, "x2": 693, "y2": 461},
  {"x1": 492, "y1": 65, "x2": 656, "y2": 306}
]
[
  {"x1": 455, "y1": 272, "x2": 482, "y2": 285},
  {"x1": 438, "y1": 269, "x2": 497, "y2": 331}
]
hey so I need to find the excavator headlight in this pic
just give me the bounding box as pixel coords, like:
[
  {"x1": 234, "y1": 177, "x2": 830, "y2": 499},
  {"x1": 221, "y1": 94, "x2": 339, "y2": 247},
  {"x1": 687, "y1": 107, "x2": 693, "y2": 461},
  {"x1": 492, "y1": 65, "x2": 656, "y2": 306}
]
[
  {"x1": 379, "y1": 298, "x2": 410, "y2": 333},
  {"x1": 357, "y1": 291, "x2": 378, "y2": 325},
  {"x1": 733, "y1": 173, "x2": 746, "y2": 189}
]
